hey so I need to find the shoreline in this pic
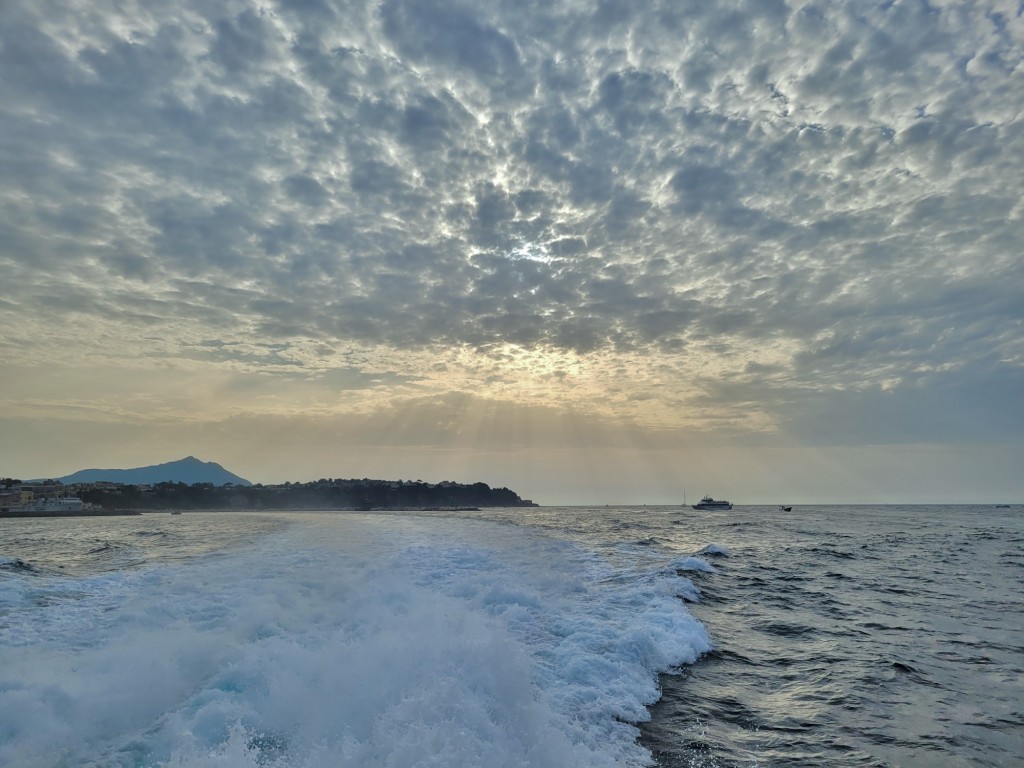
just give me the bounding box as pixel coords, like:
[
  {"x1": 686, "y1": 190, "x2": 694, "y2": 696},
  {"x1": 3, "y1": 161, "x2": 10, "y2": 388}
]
[
  {"x1": 0, "y1": 508, "x2": 142, "y2": 518},
  {"x1": 0, "y1": 506, "x2": 491, "y2": 518}
]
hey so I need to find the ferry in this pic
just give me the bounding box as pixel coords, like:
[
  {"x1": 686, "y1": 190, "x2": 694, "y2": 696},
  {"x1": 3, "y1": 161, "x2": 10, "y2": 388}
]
[
  {"x1": 691, "y1": 495, "x2": 732, "y2": 511},
  {"x1": 9, "y1": 496, "x2": 85, "y2": 513},
  {"x1": 1, "y1": 496, "x2": 140, "y2": 517}
]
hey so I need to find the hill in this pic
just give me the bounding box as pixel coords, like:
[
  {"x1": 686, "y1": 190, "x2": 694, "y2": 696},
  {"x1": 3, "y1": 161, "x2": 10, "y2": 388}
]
[{"x1": 57, "y1": 456, "x2": 252, "y2": 487}]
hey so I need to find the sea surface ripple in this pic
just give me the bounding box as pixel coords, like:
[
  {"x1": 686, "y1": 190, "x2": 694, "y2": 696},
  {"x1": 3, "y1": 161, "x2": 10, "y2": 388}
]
[{"x1": 421, "y1": 504, "x2": 1024, "y2": 767}]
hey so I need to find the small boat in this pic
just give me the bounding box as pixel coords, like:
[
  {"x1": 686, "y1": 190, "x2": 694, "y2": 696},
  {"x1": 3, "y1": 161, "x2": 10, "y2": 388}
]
[
  {"x1": 692, "y1": 495, "x2": 732, "y2": 510},
  {"x1": 779, "y1": 505, "x2": 792, "y2": 512},
  {"x1": 170, "y1": 510, "x2": 182, "y2": 515}
]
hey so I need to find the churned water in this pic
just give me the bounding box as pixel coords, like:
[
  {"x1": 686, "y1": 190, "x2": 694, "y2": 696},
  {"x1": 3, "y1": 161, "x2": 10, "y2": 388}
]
[{"x1": 1, "y1": 504, "x2": 1020, "y2": 767}]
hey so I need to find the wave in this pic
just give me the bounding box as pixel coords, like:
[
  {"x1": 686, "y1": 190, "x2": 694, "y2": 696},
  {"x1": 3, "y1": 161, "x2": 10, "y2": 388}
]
[
  {"x1": 698, "y1": 544, "x2": 730, "y2": 557},
  {"x1": 134, "y1": 530, "x2": 174, "y2": 538},
  {"x1": 673, "y1": 555, "x2": 716, "y2": 573},
  {"x1": 86, "y1": 541, "x2": 130, "y2": 554},
  {"x1": 0, "y1": 557, "x2": 40, "y2": 575},
  {"x1": 0, "y1": 514, "x2": 711, "y2": 768}
]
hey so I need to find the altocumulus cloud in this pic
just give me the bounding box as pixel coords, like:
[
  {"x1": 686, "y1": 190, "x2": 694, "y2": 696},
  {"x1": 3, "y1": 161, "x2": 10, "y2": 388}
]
[{"x1": 0, "y1": 0, "x2": 1022, "y2": 478}]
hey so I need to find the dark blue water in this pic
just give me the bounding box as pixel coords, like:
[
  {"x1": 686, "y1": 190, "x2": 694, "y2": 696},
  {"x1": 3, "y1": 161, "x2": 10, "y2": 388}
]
[
  {"x1": 635, "y1": 505, "x2": 1024, "y2": 767},
  {"x1": 1, "y1": 505, "x2": 1021, "y2": 767}
]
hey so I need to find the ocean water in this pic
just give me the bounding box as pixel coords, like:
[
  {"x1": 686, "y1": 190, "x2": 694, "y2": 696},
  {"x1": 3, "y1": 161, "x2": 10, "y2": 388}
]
[{"x1": 1, "y1": 505, "x2": 1020, "y2": 767}]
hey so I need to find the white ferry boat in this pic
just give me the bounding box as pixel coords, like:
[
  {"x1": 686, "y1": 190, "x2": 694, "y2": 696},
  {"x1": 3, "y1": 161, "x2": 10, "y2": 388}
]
[
  {"x1": 691, "y1": 495, "x2": 733, "y2": 511},
  {"x1": 7, "y1": 497, "x2": 85, "y2": 513}
]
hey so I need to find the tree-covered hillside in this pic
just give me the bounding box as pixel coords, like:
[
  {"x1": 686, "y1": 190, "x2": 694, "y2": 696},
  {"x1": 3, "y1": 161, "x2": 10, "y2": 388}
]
[{"x1": 79, "y1": 478, "x2": 536, "y2": 511}]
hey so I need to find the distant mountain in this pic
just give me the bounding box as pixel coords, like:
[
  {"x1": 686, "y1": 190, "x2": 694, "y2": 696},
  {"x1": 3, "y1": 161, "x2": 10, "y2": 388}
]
[{"x1": 57, "y1": 456, "x2": 253, "y2": 487}]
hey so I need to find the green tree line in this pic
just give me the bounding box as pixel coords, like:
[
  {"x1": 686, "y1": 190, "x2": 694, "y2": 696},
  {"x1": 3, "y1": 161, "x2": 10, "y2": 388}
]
[{"x1": 79, "y1": 480, "x2": 534, "y2": 511}]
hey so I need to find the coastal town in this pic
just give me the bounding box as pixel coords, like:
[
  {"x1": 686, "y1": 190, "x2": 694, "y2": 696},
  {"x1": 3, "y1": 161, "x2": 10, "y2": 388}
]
[{"x1": 0, "y1": 478, "x2": 112, "y2": 515}]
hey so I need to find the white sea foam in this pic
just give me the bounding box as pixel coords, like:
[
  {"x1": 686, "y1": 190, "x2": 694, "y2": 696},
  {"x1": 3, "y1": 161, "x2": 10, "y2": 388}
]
[
  {"x1": 673, "y1": 556, "x2": 716, "y2": 573},
  {"x1": 0, "y1": 514, "x2": 711, "y2": 767},
  {"x1": 699, "y1": 544, "x2": 730, "y2": 557}
]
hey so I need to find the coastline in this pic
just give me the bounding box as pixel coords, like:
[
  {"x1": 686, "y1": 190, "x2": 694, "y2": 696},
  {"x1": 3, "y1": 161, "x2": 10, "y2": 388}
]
[
  {"x1": 0, "y1": 508, "x2": 142, "y2": 518},
  {"x1": 0, "y1": 506, "x2": 490, "y2": 518}
]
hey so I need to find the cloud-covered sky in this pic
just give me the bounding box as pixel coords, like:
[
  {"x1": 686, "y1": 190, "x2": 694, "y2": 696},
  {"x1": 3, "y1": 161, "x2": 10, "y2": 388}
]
[{"x1": 2, "y1": 0, "x2": 1022, "y2": 503}]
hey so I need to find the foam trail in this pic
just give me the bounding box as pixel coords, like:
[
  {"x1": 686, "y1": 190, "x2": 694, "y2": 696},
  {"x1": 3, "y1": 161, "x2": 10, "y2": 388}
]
[
  {"x1": 1, "y1": 515, "x2": 711, "y2": 767},
  {"x1": 673, "y1": 556, "x2": 716, "y2": 573}
]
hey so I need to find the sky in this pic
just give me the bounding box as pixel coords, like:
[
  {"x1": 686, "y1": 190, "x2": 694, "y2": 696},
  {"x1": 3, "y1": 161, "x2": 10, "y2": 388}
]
[{"x1": 2, "y1": 0, "x2": 1023, "y2": 505}]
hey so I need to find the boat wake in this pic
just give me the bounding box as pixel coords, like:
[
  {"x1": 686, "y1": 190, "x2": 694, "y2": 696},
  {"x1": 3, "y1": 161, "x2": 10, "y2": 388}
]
[{"x1": 1, "y1": 514, "x2": 711, "y2": 767}]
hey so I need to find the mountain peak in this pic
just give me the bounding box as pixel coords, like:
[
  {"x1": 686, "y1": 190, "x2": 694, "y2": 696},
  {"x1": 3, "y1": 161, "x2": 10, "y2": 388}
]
[{"x1": 57, "y1": 457, "x2": 252, "y2": 487}]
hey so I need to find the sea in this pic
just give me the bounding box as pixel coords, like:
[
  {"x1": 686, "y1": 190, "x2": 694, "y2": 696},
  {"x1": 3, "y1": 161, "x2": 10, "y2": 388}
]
[{"x1": 1, "y1": 504, "x2": 1021, "y2": 768}]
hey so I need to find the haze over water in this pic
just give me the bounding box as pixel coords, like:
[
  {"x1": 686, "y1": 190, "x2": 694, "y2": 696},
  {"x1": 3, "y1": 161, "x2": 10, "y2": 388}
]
[{"x1": 2, "y1": 504, "x2": 1020, "y2": 767}]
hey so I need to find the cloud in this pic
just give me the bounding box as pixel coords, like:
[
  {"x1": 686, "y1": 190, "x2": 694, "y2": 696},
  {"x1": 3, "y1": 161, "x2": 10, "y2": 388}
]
[
  {"x1": 379, "y1": 0, "x2": 528, "y2": 99},
  {"x1": 1, "y1": 0, "x2": 1022, "y2": 489}
]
